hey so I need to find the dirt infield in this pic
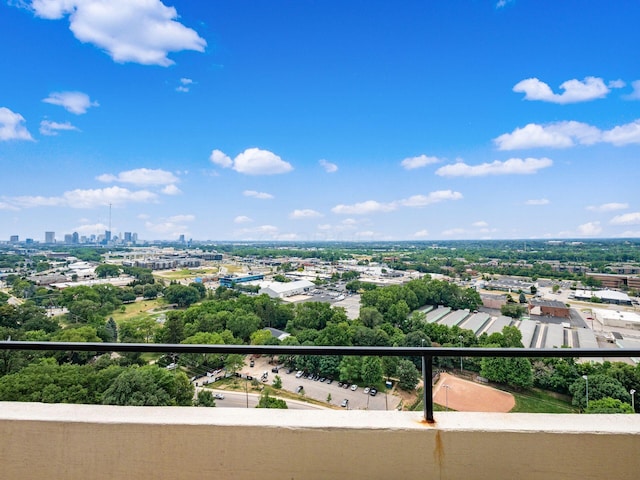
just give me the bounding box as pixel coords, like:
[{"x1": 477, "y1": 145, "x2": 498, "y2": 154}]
[{"x1": 433, "y1": 373, "x2": 515, "y2": 412}]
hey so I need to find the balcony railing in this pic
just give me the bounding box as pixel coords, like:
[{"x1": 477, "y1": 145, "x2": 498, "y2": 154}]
[{"x1": 1, "y1": 341, "x2": 639, "y2": 421}]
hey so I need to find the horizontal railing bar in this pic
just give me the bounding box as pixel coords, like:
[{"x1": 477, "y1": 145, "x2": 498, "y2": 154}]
[{"x1": 0, "y1": 341, "x2": 638, "y2": 358}]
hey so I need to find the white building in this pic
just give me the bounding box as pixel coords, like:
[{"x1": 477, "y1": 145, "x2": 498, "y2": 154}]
[{"x1": 259, "y1": 280, "x2": 315, "y2": 299}]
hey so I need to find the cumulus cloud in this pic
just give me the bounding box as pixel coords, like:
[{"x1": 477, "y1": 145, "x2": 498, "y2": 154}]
[
  {"x1": 577, "y1": 221, "x2": 602, "y2": 236},
  {"x1": 243, "y1": 190, "x2": 274, "y2": 200},
  {"x1": 332, "y1": 190, "x2": 462, "y2": 215},
  {"x1": 72, "y1": 223, "x2": 109, "y2": 235},
  {"x1": 610, "y1": 212, "x2": 640, "y2": 226},
  {"x1": 436, "y1": 158, "x2": 552, "y2": 177},
  {"x1": 472, "y1": 221, "x2": 489, "y2": 228},
  {"x1": 513, "y1": 76, "x2": 610, "y2": 104},
  {"x1": 494, "y1": 121, "x2": 601, "y2": 150},
  {"x1": 609, "y1": 79, "x2": 626, "y2": 89},
  {"x1": 413, "y1": 229, "x2": 430, "y2": 238},
  {"x1": 496, "y1": 119, "x2": 640, "y2": 149},
  {"x1": 587, "y1": 202, "x2": 628, "y2": 212},
  {"x1": 30, "y1": 0, "x2": 206, "y2": 66},
  {"x1": 167, "y1": 214, "x2": 195, "y2": 223},
  {"x1": 332, "y1": 200, "x2": 395, "y2": 215},
  {"x1": 11, "y1": 186, "x2": 157, "y2": 209},
  {"x1": 234, "y1": 215, "x2": 253, "y2": 224},
  {"x1": 525, "y1": 199, "x2": 550, "y2": 206},
  {"x1": 161, "y1": 184, "x2": 182, "y2": 195},
  {"x1": 0, "y1": 107, "x2": 33, "y2": 141},
  {"x1": 623, "y1": 80, "x2": 640, "y2": 100},
  {"x1": 96, "y1": 168, "x2": 178, "y2": 186},
  {"x1": 400, "y1": 154, "x2": 440, "y2": 170},
  {"x1": 319, "y1": 159, "x2": 338, "y2": 173},
  {"x1": 42, "y1": 91, "x2": 98, "y2": 114},
  {"x1": 442, "y1": 228, "x2": 466, "y2": 236},
  {"x1": 176, "y1": 77, "x2": 193, "y2": 92},
  {"x1": 290, "y1": 209, "x2": 323, "y2": 219},
  {"x1": 39, "y1": 120, "x2": 79, "y2": 136},
  {"x1": 210, "y1": 148, "x2": 293, "y2": 175},
  {"x1": 396, "y1": 190, "x2": 463, "y2": 207},
  {"x1": 210, "y1": 149, "x2": 233, "y2": 168}
]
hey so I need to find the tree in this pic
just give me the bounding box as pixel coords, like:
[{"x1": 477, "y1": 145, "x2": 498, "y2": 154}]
[
  {"x1": 361, "y1": 356, "x2": 383, "y2": 386},
  {"x1": 569, "y1": 374, "x2": 631, "y2": 410},
  {"x1": 256, "y1": 390, "x2": 288, "y2": 409},
  {"x1": 339, "y1": 356, "x2": 362, "y2": 383},
  {"x1": 501, "y1": 303, "x2": 526, "y2": 319},
  {"x1": 163, "y1": 284, "x2": 201, "y2": 308},
  {"x1": 552, "y1": 284, "x2": 560, "y2": 293},
  {"x1": 102, "y1": 366, "x2": 193, "y2": 406},
  {"x1": 95, "y1": 264, "x2": 121, "y2": 278},
  {"x1": 518, "y1": 292, "x2": 527, "y2": 304},
  {"x1": 160, "y1": 311, "x2": 185, "y2": 344},
  {"x1": 272, "y1": 375, "x2": 282, "y2": 389},
  {"x1": 480, "y1": 355, "x2": 533, "y2": 389},
  {"x1": 104, "y1": 317, "x2": 118, "y2": 342},
  {"x1": 585, "y1": 397, "x2": 633, "y2": 414},
  {"x1": 397, "y1": 359, "x2": 419, "y2": 391},
  {"x1": 326, "y1": 393, "x2": 332, "y2": 404},
  {"x1": 194, "y1": 389, "x2": 216, "y2": 407}
]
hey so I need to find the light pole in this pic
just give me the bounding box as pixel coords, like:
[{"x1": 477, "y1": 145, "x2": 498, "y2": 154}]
[
  {"x1": 631, "y1": 389, "x2": 636, "y2": 412},
  {"x1": 459, "y1": 335, "x2": 464, "y2": 372},
  {"x1": 443, "y1": 384, "x2": 451, "y2": 411},
  {"x1": 582, "y1": 375, "x2": 589, "y2": 410}
]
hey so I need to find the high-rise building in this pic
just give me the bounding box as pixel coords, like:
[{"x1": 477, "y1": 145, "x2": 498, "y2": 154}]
[
  {"x1": 179, "y1": 234, "x2": 185, "y2": 243},
  {"x1": 105, "y1": 230, "x2": 112, "y2": 243},
  {"x1": 72, "y1": 232, "x2": 79, "y2": 244},
  {"x1": 9, "y1": 235, "x2": 18, "y2": 243},
  {"x1": 124, "y1": 232, "x2": 132, "y2": 243},
  {"x1": 64, "y1": 234, "x2": 73, "y2": 244},
  {"x1": 45, "y1": 231, "x2": 55, "y2": 244}
]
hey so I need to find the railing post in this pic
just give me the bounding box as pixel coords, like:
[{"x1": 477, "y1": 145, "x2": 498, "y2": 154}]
[{"x1": 423, "y1": 354, "x2": 434, "y2": 422}]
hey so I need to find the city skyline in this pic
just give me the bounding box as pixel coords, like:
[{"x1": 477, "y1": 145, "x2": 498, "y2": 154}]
[{"x1": 1, "y1": 1, "x2": 639, "y2": 242}]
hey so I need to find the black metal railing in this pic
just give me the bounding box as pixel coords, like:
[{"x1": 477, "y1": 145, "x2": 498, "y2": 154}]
[{"x1": 1, "y1": 341, "x2": 639, "y2": 422}]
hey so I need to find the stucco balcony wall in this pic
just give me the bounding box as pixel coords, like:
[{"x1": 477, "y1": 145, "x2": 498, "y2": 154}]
[{"x1": 1, "y1": 402, "x2": 639, "y2": 480}]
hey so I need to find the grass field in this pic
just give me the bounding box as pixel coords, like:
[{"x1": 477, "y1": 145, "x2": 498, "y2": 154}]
[
  {"x1": 111, "y1": 299, "x2": 163, "y2": 323},
  {"x1": 508, "y1": 388, "x2": 577, "y2": 413}
]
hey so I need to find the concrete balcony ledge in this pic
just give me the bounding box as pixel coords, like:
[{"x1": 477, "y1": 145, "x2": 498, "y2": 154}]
[{"x1": 1, "y1": 402, "x2": 639, "y2": 480}]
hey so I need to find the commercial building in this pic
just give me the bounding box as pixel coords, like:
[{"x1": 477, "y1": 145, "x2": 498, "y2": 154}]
[
  {"x1": 573, "y1": 289, "x2": 632, "y2": 305},
  {"x1": 258, "y1": 279, "x2": 315, "y2": 299},
  {"x1": 528, "y1": 299, "x2": 570, "y2": 319},
  {"x1": 219, "y1": 274, "x2": 265, "y2": 288},
  {"x1": 45, "y1": 231, "x2": 55, "y2": 244}
]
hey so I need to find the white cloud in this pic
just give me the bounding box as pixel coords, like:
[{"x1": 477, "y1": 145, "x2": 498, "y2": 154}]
[
  {"x1": 96, "y1": 168, "x2": 178, "y2": 186},
  {"x1": 496, "y1": 119, "x2": 640, "y2": 149},
  {"x1": 332, "y1": 190, "x2": 462, "y2": 215},
  {"x1": 42, "y1": 91, "x2": 98, "y2": 114},
  {"x1": 39, "y1": 120, "x2": 79, "y2": 136},
  {"x1": 234, "y1": 215, "x2": 253, "y2": 224},
  {"x1": 72, "y1": 222, "x2": 108, "y2": 235},
  {"x1": 617, "y1": 230, "x2": 640, "y2": 238},
  {"x1": 610, "y1": 212, "x2": 640, "y2": 226},
  {"x1": 601, "y1": 120, "x2": 640, "y2": 146},
  {"x1": 436, "y1": 158, "x2": 552, "y2": 177},
  {"x1": 161, "y1": 184, "x2": 182, "y2": 195},
  {"x1": 472, "y1": 221, "x2": 489, "y2": 228},
  {"x1": 442, "y1": 228, "x2": 466, "y2": 236},
  {"x1": 30, "y1": 0, "x2": 206, "y2": 66},
  {"x1": 176, "y1": 77, "x2": 194, "y2": 93},
  {"x1": 396, "y1": 190, "x2": 463, "y2": 207},
  {"x1": 400, "y1": 154, "x2": 440, "y2": 170},
  {"x1": 210, "y1": 148, "x2": 293, "y2": 175},
  {"x1": 210, "y1": 149, "x2": 233, "y2": 168},
  {"x1": 233, "y1": 148, "x2": 293, "y2": 175},
  {"x1": 0, "y1": 202, "x2": 19, "y2": 211},
  {"x1": 290, "y1": 209, "x2": 323, "y2": 219},
  {"x1": 577, "y1": 221, "x2": 602, "y2": 236},
  {"x1": 11, "y1": 186, "x2": 157, "y2": 209},
  {"x1": 167, "y1": 214, "x2": 195, "y2": 223},
  {"x1": 319, "y1": 159, "x2": 338, "y2": 173},
  {"x1": 243, "y1": 190, "x2": 274, "y2": 200},
  {"x1": 513, "y1": 76, "x2": 610, "y2": 104},
  {"x1": 494, "y1": 121, "x2": 600, "y2": 150},
  {"x1": 413, "y1": 229, "x2": 429, "y2": 238},
  {"x1": 586, "y1": 202, "x2": 628, "y2": 212},
  {"x1": 525, "y1": 199, "x2": 550, "y2": 206},
  {"x1": 609, "y1": 79, "x2": 626, "y2": 89},
  {"x1": 332, "y1": 200, "x2": 396, "y2": 215},
  {"x1": 0, "y1": 107, "x2": 33, "y2": 141},
  {"x1": 623, "y1": 80, "x2": 640, "y2": 100}
]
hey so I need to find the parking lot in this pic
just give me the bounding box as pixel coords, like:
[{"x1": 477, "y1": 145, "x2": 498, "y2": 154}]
[{"x1": 241, "y1": 356, "x2": 401, "y2": 411}]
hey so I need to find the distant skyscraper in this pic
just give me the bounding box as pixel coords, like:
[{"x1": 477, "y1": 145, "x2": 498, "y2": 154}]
[
  {"x1": 179, "y1": 234, "x2": 185, "y2": 243},
  {"x1": 64, "y1": 234, "x2": 73, "y2": 244},
  {"x1": 105, "y1": 230, "x2": 112, "y2": 243},
  {"x1": 132, "y1": 233, "x2": 138, "y2": 244},
  {"x1": 72, "y1": 232, "x2": 79, "y2": 244},
  {"x1": 124, "y1": 232, "x2": 132, "y2": 243},
  {"x1": 45, "y1": 231, "x2": 55, "y2": 244},
  {"x1": 9, "y1": 235, "x2": 18, "y2": 243}
]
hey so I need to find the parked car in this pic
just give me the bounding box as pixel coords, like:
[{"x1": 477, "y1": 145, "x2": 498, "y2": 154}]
[
  {"x1": 363, "y1": 387, "x2": 370, "y2": 394},
  {"x1": 296, "y1": 385, "x2": 304, "y2": 394},
  {"x1": 342, "y1": 383, "x2": 349, "y2": 389},
  {"x1": 249, "y1": 360, "x2": 255, "y2": 367},
  {"x1": 369, "y1": 388, "x2": 378, "y2": 396},
  {"x1": 271, "y1": 367, "x2": 279, "y2": 373},
  {"x1": 295, "y1": 371, "x2": 304, "y2": 378},
  {"x1": 214, "y1": 393, "x2": 225, "y2": 400},
  {"x1": 350, "y1": 384, "x2": 358, "y2": 391},
  {"x1": 340, "y1": 399, "x2": 349, "y2": 408}
]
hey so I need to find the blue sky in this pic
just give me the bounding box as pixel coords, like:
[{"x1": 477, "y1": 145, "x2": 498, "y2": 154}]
[{"x1": 1, "y1": 0, "x2": 639, "y2": 242}]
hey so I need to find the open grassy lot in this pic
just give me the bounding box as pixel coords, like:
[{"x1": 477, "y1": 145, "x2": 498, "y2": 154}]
[
  {"x1": 111, "y1": 299, "x2": 163, "y2": 324},
  {"x1": 508, "y1": 388, "x2": 577, "y2": 413}
]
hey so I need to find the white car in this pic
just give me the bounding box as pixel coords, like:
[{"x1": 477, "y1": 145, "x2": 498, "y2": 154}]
[
  {"x1": 295, "y1": 370, "x2": 304, "y2": 378},
  {"x1": 363, "y1": 387, "x2": 370, "y2": 394},
  {"x1": 214, "y1": 393, "x2": 225, "y2": 400},
  {"x1": 350, "y1": 384, "x2": 358, "y2": 391}
]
